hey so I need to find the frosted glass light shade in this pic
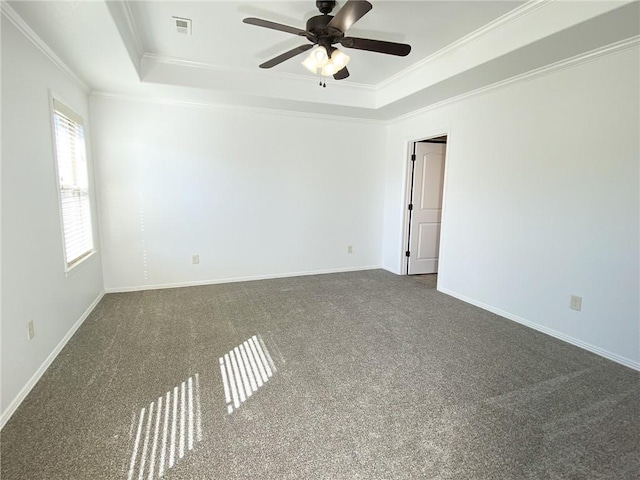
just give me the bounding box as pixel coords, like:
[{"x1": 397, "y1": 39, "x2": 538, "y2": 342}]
[
  {"x1": 311, "y1": 46, "x2": 328, "y2": 66},
  {"x1": 331, "y1": 49, "x2": 350, "y2": 69},
  {"x1": 302, "y1": 46, "x2": 330, "y2": 73},
  {"x1": 302, "y1": 47, "x2": 350, "y2": 76},
  {"x1": 302, "y1": 55, "x2": 318, "y2": 73},
  {"x1": 321, "y1": 63, "x2": 338, "y2": 76}
]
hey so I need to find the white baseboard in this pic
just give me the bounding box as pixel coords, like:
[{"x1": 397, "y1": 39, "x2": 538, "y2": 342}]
[
  {"x1": 105, "y1": 265, "x2": 382, "y2": 293},
  {"x1": 0, "y1": 291, "x2": 106, "y2": 430},
  {"x1": 438, "y1": 287, "x2": 640, "y2": 372},
  {"x1": 380, "y1": 265, "x2": 402, "y2": 275}
]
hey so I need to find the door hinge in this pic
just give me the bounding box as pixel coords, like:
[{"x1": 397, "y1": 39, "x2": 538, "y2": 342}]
[
  {"x1": 405, "y1": 251, "x2": 411, "y2": 257},
  {"x1": 408, "y1": 203, "x2": 413, "y2": 211},
  {"x1": 411, "y1": 154, "x2": 416, "y2": 162}
]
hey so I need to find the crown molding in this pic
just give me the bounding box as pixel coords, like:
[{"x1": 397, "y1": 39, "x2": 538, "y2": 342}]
[
  {"x1": 376, "y1": 0, "x2": 553, "y2": 90},
  {"x1": 1, "y1": 2, "x2": 90, "y2": 93},
  {"x1": 96, "y1": 35, "x2": 639, "y2": 125},
  {"x1": 90, "y1": 91, "x2": 385, "y2": 125},
  {"x1": 142, "y1": 53, "x2": 377, "y2": 92},
  {"x1": 390, "y1": 35, "x2": 640, "y2": 124},
  {"x1": 121, "y1": 1, "x2": 144, "y2": 59}
]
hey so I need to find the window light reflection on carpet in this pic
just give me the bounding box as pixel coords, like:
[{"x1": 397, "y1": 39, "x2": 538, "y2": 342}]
[
  {"x1": 127, "y1": 374, "x2": 202, "y2": 480},
  {"x1": 219, "y1": 335, "x2": 277, "y2": 414}
]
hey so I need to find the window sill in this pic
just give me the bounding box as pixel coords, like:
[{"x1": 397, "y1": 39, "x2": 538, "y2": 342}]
[{"x1": 65, "y1": 250, "x2": 97, "y2": 277}]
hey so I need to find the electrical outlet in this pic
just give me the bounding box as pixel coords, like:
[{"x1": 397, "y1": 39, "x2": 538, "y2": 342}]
[
  {"x1": 27, "y1": 320, "x2": 35, "y2": 340},
  {"x1": 347, "y1": 245, "x2": 353, "y2": 254},
  {"x1": 192, "y1": 254, "x2": 199, "y2": 265},
  {"x1": 570, "y1": 295, "x2": 582, "y2": 311}
]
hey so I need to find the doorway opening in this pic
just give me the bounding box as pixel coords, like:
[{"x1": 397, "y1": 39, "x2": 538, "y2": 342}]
[{"x1": 404, "y1": 135, "x2": 448, "y2": 276}]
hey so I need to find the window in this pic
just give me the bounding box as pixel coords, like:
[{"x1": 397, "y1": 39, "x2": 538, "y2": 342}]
[{"x1": 51, "y1": 97, "x2": 94, "y2": 270}]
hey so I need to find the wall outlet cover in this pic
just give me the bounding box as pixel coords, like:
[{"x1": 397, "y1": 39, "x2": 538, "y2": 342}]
[
  {"x1": 27, "y1": 320, "x2": 35, "y2": 340},
  {"x1": 570, "y1": 295, "x2": 582, "y2": 311}
]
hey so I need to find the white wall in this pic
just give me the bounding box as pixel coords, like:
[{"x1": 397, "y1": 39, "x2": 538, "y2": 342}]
[
  {"x1": 1, "y1": 17, "x2": 104, "y2": 418},
  {"x1": 90, "y1": 97, "x2": 386, "y2": 290},
  {"x1": 384, "y1": 46, "x2": 640, "y2": 367}
]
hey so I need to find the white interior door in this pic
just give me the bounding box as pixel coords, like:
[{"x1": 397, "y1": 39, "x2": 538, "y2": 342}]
[{"x1": 408, "y1": 142, "x2": 446, "y2": 275}]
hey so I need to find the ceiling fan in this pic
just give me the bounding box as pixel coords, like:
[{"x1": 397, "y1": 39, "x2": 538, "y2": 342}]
[{"x1": 243, "y1": 0, "x2": 411, "y2": 81}]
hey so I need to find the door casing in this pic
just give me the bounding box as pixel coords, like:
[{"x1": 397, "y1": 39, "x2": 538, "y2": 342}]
[{"x1": 401, "y1": 130, "x2": 452, "y2": 279}]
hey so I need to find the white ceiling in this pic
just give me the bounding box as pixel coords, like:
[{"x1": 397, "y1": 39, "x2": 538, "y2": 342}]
[
  {"x1": 5, "y1": 1, "x2": 639, "y2": 120},
  {"x1": 128, "y1": 1, "x2": 521, "y2": 85}
]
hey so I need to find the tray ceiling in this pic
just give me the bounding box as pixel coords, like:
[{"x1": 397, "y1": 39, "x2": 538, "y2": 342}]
[{"x1": 5, "y1": 1, "x2": 638, "y2": 120}]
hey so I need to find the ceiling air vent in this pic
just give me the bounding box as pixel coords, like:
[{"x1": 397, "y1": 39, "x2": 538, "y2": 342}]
[{"x1": 173, "y1": 17, "x2": 192, "y2": 35}]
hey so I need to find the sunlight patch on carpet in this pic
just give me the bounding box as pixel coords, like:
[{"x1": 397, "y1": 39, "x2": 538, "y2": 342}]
[
  {"x1": 127, "y1": 374, "x2": 202, "y2": 479},
  {"x1": 219, "y1": 335, "x2": 276, "y2": 414}
]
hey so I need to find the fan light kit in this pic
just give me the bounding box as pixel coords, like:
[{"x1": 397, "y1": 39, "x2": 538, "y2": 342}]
[
  {"x1": 302, "y1": 47, "x2": 350, "y2": 76},
  {"x1": 243, "y1": 0, "x2": 411, "y2": 86}
]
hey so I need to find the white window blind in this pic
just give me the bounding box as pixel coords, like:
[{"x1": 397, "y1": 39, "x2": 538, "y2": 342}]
[{"x1": 52, "y1": 98, "x2": 94, "y2": 269}]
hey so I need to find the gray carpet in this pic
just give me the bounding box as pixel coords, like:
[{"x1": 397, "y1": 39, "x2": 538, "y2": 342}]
[{"x1": 1, "y1": 270, "x2": 638, "y2": 479}]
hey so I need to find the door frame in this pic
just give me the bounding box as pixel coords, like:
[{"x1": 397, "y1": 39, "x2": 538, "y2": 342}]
[{"x1": 401, "y1": 129, "x2": 452, "y2": 278}]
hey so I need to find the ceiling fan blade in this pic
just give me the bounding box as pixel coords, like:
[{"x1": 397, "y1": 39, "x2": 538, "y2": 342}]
[
  {"x1": 340, "y1": 37, "x2": 411, "y2": 56},
  {"x1": 259, "y1": 44, "x2": 314, "y2": 69},
  {"x1": 333, "y1": 67, "x2": 350, "y2": 80},
  {"x1": 243, "y1": 17, "x2": 309, "y2": 37},
  {"x1": 327, "y1": 0, "x2": 372, "y2": 33}
]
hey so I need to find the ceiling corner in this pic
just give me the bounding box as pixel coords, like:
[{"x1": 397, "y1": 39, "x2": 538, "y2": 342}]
[{"x1": 104, "y1": 0, "x2": 145, "y2": 79}]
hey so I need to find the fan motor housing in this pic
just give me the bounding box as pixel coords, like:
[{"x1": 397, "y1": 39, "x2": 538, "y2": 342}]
[
  {"x1": 316, "y1": 0, "x2": 336, "y2": 15},
  {"x1": 306, "y1": 14, "x2": 344, "y2": 42}
]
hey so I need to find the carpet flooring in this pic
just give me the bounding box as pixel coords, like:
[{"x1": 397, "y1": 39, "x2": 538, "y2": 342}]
[{"x1": 1, "y1": 270, "x2": 638, "y2": 479}]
